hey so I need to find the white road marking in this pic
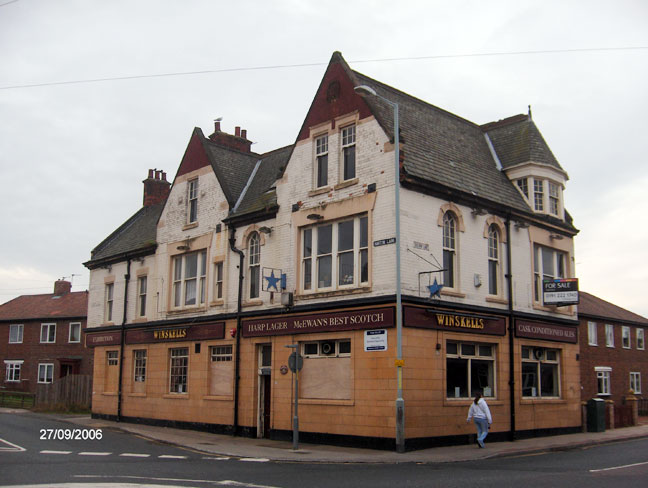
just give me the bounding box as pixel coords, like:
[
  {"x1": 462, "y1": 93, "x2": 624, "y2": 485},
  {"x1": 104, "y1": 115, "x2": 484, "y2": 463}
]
[
  {"x1": 0, "y1": 437, "x2": 26, "y2": 452},
  {"x1": 203, "y1": 456, "x2": 232, "y2": 460},
  {"x1": 119, "y1": 452, "x2": 150, "y2": 457},
  {"x1": 158, "y1": 454, "x2": 187, "y2": 459},
  {"x1": 40, "y1": 450, "x2": 72, "y2": 455},
  {"x1": 590, "y1": 460, "x2": 648, "y2": 472},
  {"x1": 74, "y1": 474, "x2": 282, "y2": 487},
  {"x1": 239, "y1": 457, "x2": 270, "y2": 462},
  {"x1": 78, "y1": 451, "x2": 111, "y2": 456}
]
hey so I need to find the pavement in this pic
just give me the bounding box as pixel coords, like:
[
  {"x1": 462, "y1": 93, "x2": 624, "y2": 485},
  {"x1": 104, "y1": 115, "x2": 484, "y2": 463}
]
[{"x1": 7, "y1": 408, "x2": 648, "y2": 464}]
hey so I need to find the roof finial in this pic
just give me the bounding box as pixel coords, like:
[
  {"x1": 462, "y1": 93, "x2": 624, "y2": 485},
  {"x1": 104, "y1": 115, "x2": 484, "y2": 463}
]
[{"x1": 528, "y1": 105, "x2": 533, "y2": 120}]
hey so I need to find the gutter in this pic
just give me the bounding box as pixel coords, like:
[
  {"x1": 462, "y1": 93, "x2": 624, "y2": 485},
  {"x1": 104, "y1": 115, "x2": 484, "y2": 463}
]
[
  {"x1": 117, "y1": 258, "x2": 131, "y2": 422},
  {"x1": 228, "y1": 226, "x2": 245, "y2": 436},
  {"x1": 505, "y1": 217, "x2": 516, "y2": 441}
]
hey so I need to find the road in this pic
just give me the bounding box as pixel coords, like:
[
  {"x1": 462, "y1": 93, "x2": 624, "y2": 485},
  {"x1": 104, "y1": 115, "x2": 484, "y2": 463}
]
[{"x1": 1, "y1": 411, "x2": 648, "y2": 487}]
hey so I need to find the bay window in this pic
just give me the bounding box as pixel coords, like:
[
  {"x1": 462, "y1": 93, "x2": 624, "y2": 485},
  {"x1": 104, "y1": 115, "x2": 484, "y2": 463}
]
[
  {"x1": 301, "y1": 215, "x2": 368, "y2": 292},
  {"x1": 533, "y1": 244, "x2": 566, "y2": 303},
  {"x1": 173, "y1": 250, "x2": 207, "y2": 308}
]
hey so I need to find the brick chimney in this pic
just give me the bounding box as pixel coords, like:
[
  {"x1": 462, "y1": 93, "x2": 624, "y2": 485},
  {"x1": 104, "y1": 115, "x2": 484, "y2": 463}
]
[
  {"x1": 208, "y1": 122, "x2": 252, "y2": 153},
  {"x1": 54, "y1": 280, "x2": 72, "y2": 296},
  {"x1": 143, "y1": 169, "x2": 171, "y2": 207}
]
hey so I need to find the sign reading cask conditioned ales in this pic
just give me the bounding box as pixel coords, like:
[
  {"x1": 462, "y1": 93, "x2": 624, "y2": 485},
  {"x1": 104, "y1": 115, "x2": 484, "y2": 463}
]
[
  {"x1": 242, "y1": 307, "x2": 394, "y2": 338},
  {"x1": 515, "y1": 320, "x2": 578, "y2": 344},
  {"x1": 404, "y1": 306, "x2": 506, "y2": 336}
]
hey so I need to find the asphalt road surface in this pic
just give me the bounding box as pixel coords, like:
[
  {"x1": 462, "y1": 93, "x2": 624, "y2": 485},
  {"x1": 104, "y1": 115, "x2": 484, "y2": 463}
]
[{"x1": 1, "y1": 411, "x2": 648, "y2": 487}]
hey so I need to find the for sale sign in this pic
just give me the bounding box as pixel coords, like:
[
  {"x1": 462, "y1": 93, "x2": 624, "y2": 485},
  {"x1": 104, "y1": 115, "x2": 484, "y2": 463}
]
[{"x1": 543, "y1": 278, "x2": 579, "y2": 306}]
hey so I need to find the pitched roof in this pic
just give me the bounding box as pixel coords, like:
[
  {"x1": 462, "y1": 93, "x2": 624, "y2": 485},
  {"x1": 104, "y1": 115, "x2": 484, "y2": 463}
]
[
  {"x1": 578, "y1": 291, "x2": 648, "y2": 325},
  {"x1": 0, "y1": 291, "x2": 88, "y2": 321},
  {"x1": 85, "y1": 203, "x2": 163, "y2": 268}
]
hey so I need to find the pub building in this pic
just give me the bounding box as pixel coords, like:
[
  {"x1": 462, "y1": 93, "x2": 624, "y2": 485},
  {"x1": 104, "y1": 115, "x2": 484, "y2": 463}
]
[{"x1": 84, "y1": 52, "x2": 581, "y2": 450}]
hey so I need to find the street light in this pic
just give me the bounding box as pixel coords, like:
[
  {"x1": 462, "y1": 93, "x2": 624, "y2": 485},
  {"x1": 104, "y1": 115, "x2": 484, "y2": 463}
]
[{"x1": 354, "y1": 84, "x2": 404, "y2": 453}]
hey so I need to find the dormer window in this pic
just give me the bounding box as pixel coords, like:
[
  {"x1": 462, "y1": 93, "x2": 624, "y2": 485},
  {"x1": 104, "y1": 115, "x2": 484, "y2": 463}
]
[
  {"x1": 187, "y1": 178, "x2": 199, "y2": 224},
  {"x1": 533, "y1": 180, "x2": 544, "y2": 212},
  {"x1": 516, "y1": 178, "x2": 528, "y2": 198},
  {"x1": 548, "y1": 181, "x2": 560, "y2": 216}
]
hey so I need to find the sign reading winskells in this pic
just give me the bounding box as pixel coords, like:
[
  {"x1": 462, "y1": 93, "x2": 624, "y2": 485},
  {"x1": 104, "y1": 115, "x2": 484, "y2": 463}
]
[
  {"x1": 543, "y1": 278, "x2": 579, "y2": 306},
  {"x1": 242, "y1": 307, "x2": 394, "y2": 337}
]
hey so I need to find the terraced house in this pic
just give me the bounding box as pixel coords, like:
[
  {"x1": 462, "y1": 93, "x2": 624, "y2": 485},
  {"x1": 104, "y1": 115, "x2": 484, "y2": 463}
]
[{"x1": 84, "y1": 52, "x2": 581, "y2": 451}]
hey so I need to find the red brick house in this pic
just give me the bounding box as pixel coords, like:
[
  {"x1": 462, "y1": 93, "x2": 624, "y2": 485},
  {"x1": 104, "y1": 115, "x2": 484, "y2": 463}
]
[
  {"x1": 0, "y1": 280, "x2": 92, "y2": 393},
  {"x1": 579, "y1": 291, "x2": 648, "y2": 405}
]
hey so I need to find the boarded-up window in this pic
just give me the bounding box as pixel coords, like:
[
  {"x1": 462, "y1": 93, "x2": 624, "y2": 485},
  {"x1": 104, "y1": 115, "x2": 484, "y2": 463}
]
[{"x1": 300, "y1": 340, "x2": 351, "y2": 400}]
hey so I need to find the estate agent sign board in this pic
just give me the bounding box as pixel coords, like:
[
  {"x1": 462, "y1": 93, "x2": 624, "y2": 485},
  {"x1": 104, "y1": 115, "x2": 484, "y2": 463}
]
[{"x1": 543, "y1": 278, "x2": 579, "y2": 307}]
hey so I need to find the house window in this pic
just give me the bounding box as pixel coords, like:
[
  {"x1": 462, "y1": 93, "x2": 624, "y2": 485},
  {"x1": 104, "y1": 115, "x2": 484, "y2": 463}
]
[
  {"x1": 301, "y1": 215, "x2": 368, "y2": 292},
  {"x1": 588, "y1": 321, "x2": 598, "y2": 346},
  {"x1": 622, "y1": 326, "x2": 631, "y2": 349},
  {"x1": 133, "y1": 350, "x2": 147, "y2": 382},
  {"x1": 315, "y1": 134, "x2": 328, "y2": 188},
  {"x1": 40, "y1": 323, "x2": 56, "y2": 343},
  {"x1": 169, "y1": 347, "x2": 189, "y2": 394},
  {"x1": 637, "y1": 329, "x2": 645, "y2": 350},
  {"x1": 209, "y1": 345, "x2": 233, "y2": 396},
  {"x1": 533, "y1": 245, "x2": 566, "y2": 302},
  {"x1": 9, "y1": 324, "x2": 23, "y2": 344},
  {"x1": 214, "y1": 262, "x2": 224, "y2": 300},
  {"x1": 69, "y1": 322, "x2": 81, "y2": 343},
  {"x1": 605, "y1": 324, "x2": 614, "y2": 347},
  {"x1": 517, "y1": 178, "x2": 529, "y2": 198},
  {"x1": 522, "y1": 346, "x2": 560, "y2": 398},
  {"x1": 173, "y1": 250, "x2": 207, "y2": 308},
  {"x1": 596, "y1": 367, "x2": 611, "y2": 395},
  {"x1": 302, "y1": 339, "x2": 351, "y2": 358},
  {"x1": 533, "y1": 179, "x2": 544, "y2": 212},
  {"x1": 4, "y1": 361, "x2": 22, "y2": 382},
  {"x1": 137, "y1": 276, "x2": 147, "y2": 317},
  {"x1": 105, "y1": 283, "x2": 114, "y2": 322},
  {"x1": 442, "y1": 212, "x2": 457, "y2": 288},
  {"x1": 187, "y1": 178, "x2": 199, "y2": 224},
  {"x1": 248, "y1": 233, "x2": 261, "y2": 299},
  {"x1": 300, "y1": 339, "x2": 352, "y2": 400},
  {"x1": 630, "y1": 372, "x2": 641, "y2": 394},
  {"x1": 38, "y1": 363, "x2": 54, "y2": 384},
  {"x1": 487, "y1": 225, "x2": 500, "y2": 295},
  {"x1": 341, "y1": 125, "x2": 356, "y2": 181},
  {"x1": 107, "y1": 350, "x2": 119, "y2": 366},
  {"x1": 446, "y1": 341, "x2": 495, "y2": 399},
  {"x1": 548, "y1": 181, "x2": 560, "y2": 216}
]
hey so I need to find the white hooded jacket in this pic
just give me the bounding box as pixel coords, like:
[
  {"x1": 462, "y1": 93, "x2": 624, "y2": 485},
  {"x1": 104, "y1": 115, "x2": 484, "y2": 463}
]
[{"x1": 466, "y1": 398, "x2": 492, "y2": 424}]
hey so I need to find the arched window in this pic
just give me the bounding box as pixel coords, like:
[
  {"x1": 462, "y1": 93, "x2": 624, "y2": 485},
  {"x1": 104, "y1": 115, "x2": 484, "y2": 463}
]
[
  {"x1": 488, "y1": 225, "x2": 500, "y2": 295},
  {"x1": 248, "y1": 232, "x2": 260, "y2": 299},
  {"x1": 442, "y1": 212, "x2": 457, "y2": 288}
]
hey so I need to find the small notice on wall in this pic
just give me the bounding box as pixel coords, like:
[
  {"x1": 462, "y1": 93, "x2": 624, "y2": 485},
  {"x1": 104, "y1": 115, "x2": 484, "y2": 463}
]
[{"x1": 365, "y1": 329, "x2": 388, "y2": 352}]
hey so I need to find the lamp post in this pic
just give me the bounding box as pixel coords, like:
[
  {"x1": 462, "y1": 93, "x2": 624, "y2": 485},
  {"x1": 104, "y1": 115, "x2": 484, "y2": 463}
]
[{"x1": 354, "y1": 85, "x2": 404, "y2": 453}]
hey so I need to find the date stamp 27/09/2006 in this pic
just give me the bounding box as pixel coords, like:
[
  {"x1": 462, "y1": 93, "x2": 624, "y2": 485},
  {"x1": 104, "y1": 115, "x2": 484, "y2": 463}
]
[{"x1": 39, "y1": 429, "x2": 103, "y2": 440}]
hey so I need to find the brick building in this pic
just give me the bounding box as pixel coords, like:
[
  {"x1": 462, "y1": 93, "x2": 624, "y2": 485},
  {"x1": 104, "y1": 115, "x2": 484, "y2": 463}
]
[
  {"x1": 0, "y1": 280, "x2": 92, "y2": 393},
  {"x1": 84, "y1": 52, "x2": 581, "y2": 450},
  {"x1": 578, "y1": 291, "x2": 648, "y2": 405}
]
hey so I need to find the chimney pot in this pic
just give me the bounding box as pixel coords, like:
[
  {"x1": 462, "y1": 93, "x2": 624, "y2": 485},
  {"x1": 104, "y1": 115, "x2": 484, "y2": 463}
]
[
  {"x1": 148, "y1": 169, "x2": 154, "y2": 179},
  {"x1": 215, "y1": 120, "x2": 221, "y2": 132},
  {"x1": 162, "y1": 171, "x2": 167, "y2": 181},
  {"x1": 235, "y1": 126, "x2": 241, "y2": 137},
  {"x1": 241, "y1": 129, "x2": 247, "y2": 140}
]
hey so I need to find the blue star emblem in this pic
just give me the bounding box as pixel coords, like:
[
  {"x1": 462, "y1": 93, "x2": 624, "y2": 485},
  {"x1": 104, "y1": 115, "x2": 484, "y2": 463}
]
[
  {"x1": 265, "y1": 270, "x2": 282, "y2": 291},
  {"x1": 427, "y1": 278, "x2": 444, "y2": 298}
]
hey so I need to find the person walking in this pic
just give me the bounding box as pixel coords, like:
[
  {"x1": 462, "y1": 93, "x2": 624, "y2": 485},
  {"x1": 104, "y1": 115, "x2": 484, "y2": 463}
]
[{"x1": 466, "y1": 392, "x2": 492, "y2": 448}]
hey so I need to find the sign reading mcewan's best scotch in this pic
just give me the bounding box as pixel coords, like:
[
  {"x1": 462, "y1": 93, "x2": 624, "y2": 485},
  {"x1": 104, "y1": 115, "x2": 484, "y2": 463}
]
[{"x1": 242, "y1": 307, "x2": 394, "y2": 338}]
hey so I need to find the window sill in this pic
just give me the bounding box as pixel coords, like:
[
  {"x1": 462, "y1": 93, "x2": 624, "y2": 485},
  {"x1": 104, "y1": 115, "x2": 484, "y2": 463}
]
[
  {"x1": 299, "y1": 398, "x2": 354, "y2": 406},
  {"x1": 440, "y1": 289, "x2": 466, "y2": 298},
  {"x1": 520, "y1": 397, "x2": 566, "y2": 404},
  {"x1": 308, "y1": 186, "x2": 332, "y2": 197},
  {"x1": 210, "y1": 299, "x2": 225, "y2": 307},
  {"x1": 532, "y1": 303, "x2": 575, "y2": 315},
  {"x1": 167, "y1": 306, "x2": 207, "y2": 316},
  {"x1": 163, "y1": 393, "x2": 189, "y2": 399},
  {"x1": 128, "y1": 393, "x2": 146, "y2": 398},
  {"x1": 101, "y1": 392, "x2": 118, "y2": 396},
  {"x1": 132, "y1": 317, "x2": 148, "y2": 324},
  {"x1": 296, "y1": 286, "x2": 371, "y2": 301},
  {"x1": 203, "y1": 395, "x2": 234, "y2": 402},
  {"x1": 242, "y1": 299, "x2": 263, "y2": 308},
  {"x1": 334, "y1": 178, "x2": 359, "y2": 190},
  {"x1": 444, "y1": 398, "x2": 503, "y2": 408},
  {"x1": 182, "y1": 222, "x2": 198, "y2": 231},
  {"x1": 485, "y1": 296, "x2": 508, "y2": 305}
]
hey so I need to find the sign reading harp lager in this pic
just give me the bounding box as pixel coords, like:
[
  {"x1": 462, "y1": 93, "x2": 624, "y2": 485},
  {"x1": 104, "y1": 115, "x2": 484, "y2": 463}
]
[{"x1": 543, "y1": 278, "x2": 579, "y2": 307}]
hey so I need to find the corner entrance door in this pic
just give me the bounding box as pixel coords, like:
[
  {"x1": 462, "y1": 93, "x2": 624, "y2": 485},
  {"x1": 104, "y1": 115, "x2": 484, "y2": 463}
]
[{"x1": 258, "y1": 344, "x2": 272, "y2": 438}]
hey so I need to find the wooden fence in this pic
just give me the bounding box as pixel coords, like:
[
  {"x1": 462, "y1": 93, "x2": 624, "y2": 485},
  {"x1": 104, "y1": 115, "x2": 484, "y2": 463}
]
[{"x1": 35, "y1": 374, "x2": 92, "y2": 409}]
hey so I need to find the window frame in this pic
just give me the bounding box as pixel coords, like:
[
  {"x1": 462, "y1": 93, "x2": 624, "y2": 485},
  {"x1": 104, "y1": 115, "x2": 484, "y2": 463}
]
[
  {"x1": 548, "y1": 181, "x2": 560, "y2": 216},
  {"x1": 587, "y1": 321, "x2": 598, "y2": 346},
  {"x1": 596, "y1": 367, "x2": 611, "y2": 396},
  {"x1": 442, "y1": 212, "x2": 458, "y2": 289},
  {"x1": 187, "y1": 178, "x2": 199, "y2": 224},
  {"x1": 68, "y1": 322, "x2": 81, "y2": 343},
  {"x1": 40, "y1": 323, "x2": 56, "y2": 343},
  {"x1": 169, "y1": 347, "x2": 189, "y2": 394},
  {"x1": 107, "y1": 350, "x2": 119, "y2": 366},
  {"x1": 637, "y1": 328, "x2": 645, "y2": 350},
  {"x1": 9, "y1": 324, "x2": 23, "y2": 344},
  {"x1": 533, "y1": 244, "x2": 566, "y2": 303},
  {"x1": 517, "y1": 178, "x2": 529, "y2": 198},
  {"x1": 622, "y1": 326, "x2": 631, "y2": 349},
  {"x1": 446, "y1": 341, "x2": 496, "y2": 399},
  {"x1": 214, "y1": 261, "x2": 224, "y2": 300},
  {"x1": 533, "y1": 179, "x2": 544, "y2": 212},
  {"x1": 630, "y1": 372, "x2": 641, "y2": 394},
  {"x1": 137, "y1": 276, "x2": 147, "y2": 317},
  {"x1": 340, "y1": 124, "x2": 356, "y2": 182},
  {"x1": 301, "y1": 339, "x2": 351, "y2": 358},
  {"x1": 105, "y1": 282, "x2": 114, "y2": 323},
  {"x1": 487, "y1": 224, "x2": 500, "y2": 296},
  {"x1": 4, "y1": 360, "x2": 22, "y2": 382},
  {"x1": 248, "y1": 233, "x2": 261, "y2": 299},
  {"x1": 521, "y1": 346, "x2": 561, "y2": 399},
  {"x1": 172, "y1": 250, "x2": 208, "y2": 309},
  {"x1": 300, "y1": 215, "x2": 369, "y2": 293},
  {"x1": 38, "y1": 363, "x2": 54, "y2": 384},
  {"x1": 605, "y1": 324, "x2": 614, "y2": 348},
  {"x1": 315, "y1": 134, "x2": 329, "y2": 188},
  {"x1": 133, "y1": 349, "x2": 147, "y2": 383}
]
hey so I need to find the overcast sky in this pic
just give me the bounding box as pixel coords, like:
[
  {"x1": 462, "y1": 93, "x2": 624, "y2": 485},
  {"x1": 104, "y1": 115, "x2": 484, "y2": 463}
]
[{"x1": 1, "y1": 0, "x2": 646, "y2": 317}]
